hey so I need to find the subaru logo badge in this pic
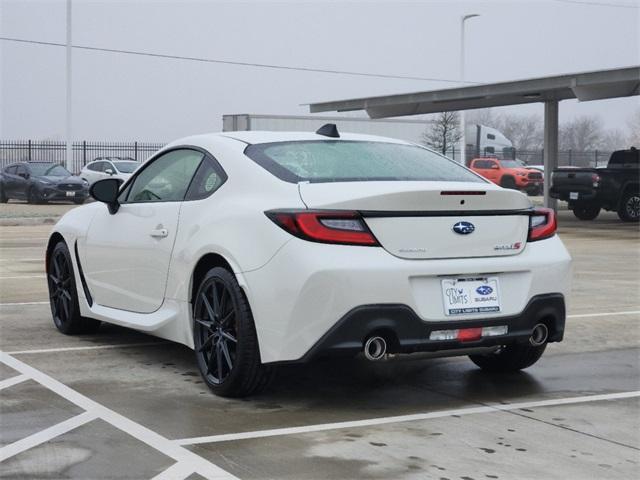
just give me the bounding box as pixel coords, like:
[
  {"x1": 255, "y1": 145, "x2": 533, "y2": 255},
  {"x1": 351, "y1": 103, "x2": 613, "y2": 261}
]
[
  {"x1": 476, "y1": 285, "x2": 493, "y2": 296},
  {"x1": 452, "y1": 221, "x2": 475, "y2": 235}
]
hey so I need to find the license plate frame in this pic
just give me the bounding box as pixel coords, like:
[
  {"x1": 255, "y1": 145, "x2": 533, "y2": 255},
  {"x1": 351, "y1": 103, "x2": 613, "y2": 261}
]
[{"x1": 441, "y1": 277, "x2": 501, "y2": 316}]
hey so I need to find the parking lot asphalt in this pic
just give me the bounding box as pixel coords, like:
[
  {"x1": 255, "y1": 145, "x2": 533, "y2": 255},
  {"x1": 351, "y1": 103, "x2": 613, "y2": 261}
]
[{"x1": 0, "y1": 210, "x2": 639, "y2": 479}]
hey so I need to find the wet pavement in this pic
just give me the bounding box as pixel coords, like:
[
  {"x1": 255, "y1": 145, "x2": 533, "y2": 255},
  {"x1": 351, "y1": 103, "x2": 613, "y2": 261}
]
[{"x1": 0, "y1": 210, "x2": 639, "y2": 479}]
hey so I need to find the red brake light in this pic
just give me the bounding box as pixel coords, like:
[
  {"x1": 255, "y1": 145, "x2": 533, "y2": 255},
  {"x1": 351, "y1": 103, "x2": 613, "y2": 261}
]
[
  {"x1": 265, "y1": 210, "x2": 379, "y2": 246},
  {"x1": 528, "y1": 207, "x2": 557, "y2": 242}
]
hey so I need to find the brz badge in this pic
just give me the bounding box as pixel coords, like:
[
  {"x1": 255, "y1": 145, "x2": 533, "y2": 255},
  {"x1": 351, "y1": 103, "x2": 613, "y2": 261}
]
[{"x1": 452, "y1": 221, "x2": 475, "y2": 235}]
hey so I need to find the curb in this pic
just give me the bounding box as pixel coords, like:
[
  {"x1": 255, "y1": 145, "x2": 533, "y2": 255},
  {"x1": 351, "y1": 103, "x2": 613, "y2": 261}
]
[{"x1": 0, "y1": 217, "x2": 59, "y2": 227}]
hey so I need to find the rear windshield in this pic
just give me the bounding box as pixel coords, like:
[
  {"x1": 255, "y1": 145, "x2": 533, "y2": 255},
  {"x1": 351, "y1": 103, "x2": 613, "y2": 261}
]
[{"x1": 244, "y1": 140, "x2": 485, "y2": 183}]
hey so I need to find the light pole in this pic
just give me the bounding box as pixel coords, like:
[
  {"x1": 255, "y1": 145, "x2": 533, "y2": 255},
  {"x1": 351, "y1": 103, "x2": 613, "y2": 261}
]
[
  {"x1": 459, "y1": 13, "x2": 479, "y2": 164},
  {"x1": 65, "y1": 0, "x2": 73, "y2": 172}
]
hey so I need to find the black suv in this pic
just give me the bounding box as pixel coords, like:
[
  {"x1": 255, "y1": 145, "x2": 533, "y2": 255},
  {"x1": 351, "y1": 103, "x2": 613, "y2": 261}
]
[{"x1": 0, "y1": 162, "x2": 89, "y2": 204}]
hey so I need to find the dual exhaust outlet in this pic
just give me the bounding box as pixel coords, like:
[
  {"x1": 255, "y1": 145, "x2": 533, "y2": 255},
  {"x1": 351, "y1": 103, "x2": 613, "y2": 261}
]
[{"x1": 363, "y1": 323, "x2": 548, "y2": 361}]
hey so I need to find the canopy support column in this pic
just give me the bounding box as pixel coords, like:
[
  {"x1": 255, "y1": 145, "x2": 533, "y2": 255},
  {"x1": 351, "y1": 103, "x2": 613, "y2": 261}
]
[{"x1": 543, "y1": 100, "x2": 558, "y2": 211}]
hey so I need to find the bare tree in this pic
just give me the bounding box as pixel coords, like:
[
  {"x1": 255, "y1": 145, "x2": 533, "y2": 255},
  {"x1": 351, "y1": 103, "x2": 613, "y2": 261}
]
[
  {"x1": 421, "y1": 111, "x2": 463, "y2": 155},
  {"x1": 499, "y1": 113, "x2": 544, "y2": 151},
  {"x1": 598, "y1": 129, "x2": 627, "y2": 150},
  {"x1": 559, "y1": 115, "x2": 603, "y2": 151}
]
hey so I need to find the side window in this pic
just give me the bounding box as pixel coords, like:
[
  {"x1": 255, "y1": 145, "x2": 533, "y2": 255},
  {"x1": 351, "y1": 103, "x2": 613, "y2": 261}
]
[
  {"x1": 87, "y1": 162, "x2": 98, "y2": 172},
  {"x1": 104, "y1": 162, "x2": 115, "y2": 173},
  {"x1": 5, "y1": 166, "x2": 17, "y2": 174},
  {"x1": 487, "y1": 133, "x2": 496, "y2": 140},
  {"x1": 125, "y1": 149, "x2": 204, "y2": 203},
  {"x1": 16, "y1": 165, "x2": 28, "y2": 177},
  {"x1": 489, "y1": 161, "x2": 499, "y2": 169},
  {"x1": 185, "y1": 156, "x2": 227, "y2": 201}
]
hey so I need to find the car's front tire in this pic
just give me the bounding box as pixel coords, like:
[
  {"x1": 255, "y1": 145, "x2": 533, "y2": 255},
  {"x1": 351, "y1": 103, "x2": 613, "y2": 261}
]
[
  {"x1": 469, "y1": 342, "x2": 547, "y2": 372},
  {"x1": 193, "y1": 267, "x2": 273, "y2": 397},
  {"x1": 47, "y1": 241, "x2": 101, "y2": 334}
]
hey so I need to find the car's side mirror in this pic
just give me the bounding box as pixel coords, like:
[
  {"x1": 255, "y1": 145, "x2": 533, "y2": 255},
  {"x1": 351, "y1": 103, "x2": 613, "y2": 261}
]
[
  {"x1": 104, "y1": 168, "x2": 114, "y2": 175},
  {"x1": 20, "y1": 172, "x2": 30, "y2": 179},
  {"x1": 90, "y1": 178, "x2": 121, "y2": 214},
  {"x1": 491, "y1": 164, "x2": 499, "y2": 169}
]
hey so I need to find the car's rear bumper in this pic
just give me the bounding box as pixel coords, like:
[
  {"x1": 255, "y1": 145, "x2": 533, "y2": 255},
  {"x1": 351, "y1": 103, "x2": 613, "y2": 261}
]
[
  {"x1": 243, "y1": 234, "x2": 572, "y2": 363},
  {"x1": 278, "y1": 294, "x2": 564, "y2": 364}
]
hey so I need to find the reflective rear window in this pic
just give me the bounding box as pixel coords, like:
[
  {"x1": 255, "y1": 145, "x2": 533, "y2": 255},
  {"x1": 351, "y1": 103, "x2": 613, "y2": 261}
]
[{"x1": 244, "y1": 141, "x2": 484, "y2": 184}]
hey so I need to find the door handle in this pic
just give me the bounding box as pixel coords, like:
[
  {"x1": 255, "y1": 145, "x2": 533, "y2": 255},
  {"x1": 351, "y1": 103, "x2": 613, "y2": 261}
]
[{"x1": 149, "y1": 228, "x2": 169, "y2": 238}]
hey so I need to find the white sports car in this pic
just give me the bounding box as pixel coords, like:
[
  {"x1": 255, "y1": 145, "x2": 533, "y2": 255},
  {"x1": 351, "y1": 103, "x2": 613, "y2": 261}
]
[{"x1": 46, "y1": 125, "x2": 572, "y2": 397}]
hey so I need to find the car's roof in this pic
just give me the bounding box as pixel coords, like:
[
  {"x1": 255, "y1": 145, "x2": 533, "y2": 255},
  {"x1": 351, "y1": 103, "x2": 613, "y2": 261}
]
[{"x1": 219, "y1": 130, "x2": 414, "y2": 145}]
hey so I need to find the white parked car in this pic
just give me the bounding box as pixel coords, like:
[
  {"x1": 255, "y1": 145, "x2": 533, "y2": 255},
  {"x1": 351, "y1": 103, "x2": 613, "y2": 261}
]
[
  {"x1": 46, "y1": 126, "x2": 572, "y2": 397},
  {"x1": 80, "y1": 157, "x2": 139, "y2": 185}
]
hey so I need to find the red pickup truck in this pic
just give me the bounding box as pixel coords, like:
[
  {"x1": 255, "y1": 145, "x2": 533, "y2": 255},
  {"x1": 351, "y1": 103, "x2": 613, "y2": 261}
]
[{"x1": 470, "y1": 158, "x2": 543, "y2": 195}]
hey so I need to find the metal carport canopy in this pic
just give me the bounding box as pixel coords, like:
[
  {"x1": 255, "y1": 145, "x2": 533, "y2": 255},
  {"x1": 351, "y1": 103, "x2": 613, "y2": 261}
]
[{"x1": 308, "y1": 66, "x2": 640, "y2": 210}]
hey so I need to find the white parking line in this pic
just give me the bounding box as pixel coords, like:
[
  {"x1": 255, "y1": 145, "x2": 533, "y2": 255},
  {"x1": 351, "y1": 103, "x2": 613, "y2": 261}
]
[
  {"x1": 0, "y1": 352, "x2": 237, "y2": 480},
  {"x1": 7, "y1": 342, "x2": 167, "y2": 355},
  {"x1": 0, "y1": 374, "x2": 28, "y2": 390},
  {"x1": 0, "y1": 258, "x2": 41, "y2": 262},
  {"x1": 0, "y1": 275, "x2": 45, "y2": 280},
  {"x1": 0, "y1": 301, "x2": 49, "y2": 306},
  {"x1": 567, "y1": 310, "x2": 640, "y2": 318},
  {"x1": 0, "y1": 412, "x2": 97, "y2": 462},
  {"x1": 176, "y1": 390, "x2": 640, "y2": 446}
]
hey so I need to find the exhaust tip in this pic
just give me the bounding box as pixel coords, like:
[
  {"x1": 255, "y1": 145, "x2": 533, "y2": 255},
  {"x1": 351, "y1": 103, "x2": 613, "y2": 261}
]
[
  {"x1": 529, "y1": 323, "x2": 549, "y2": 346},
  {"x1": 364, "y1": 336, "x2": 387, "y2": 361}
]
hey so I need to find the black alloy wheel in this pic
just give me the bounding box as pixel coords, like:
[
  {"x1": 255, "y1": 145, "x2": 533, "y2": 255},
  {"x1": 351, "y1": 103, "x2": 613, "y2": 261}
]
[
  {"x1": 194, "y1": 277, "x2": 238, "y2": 385},
  {"x1": 618, "y1": 191, "x2": 640, "y2": 222},
  {"x1": 193, "y1": 267, "x2": 273, "y2": 397},
  {"x1": 47, "y1": 242, "x2": 100, "y2": 334}
]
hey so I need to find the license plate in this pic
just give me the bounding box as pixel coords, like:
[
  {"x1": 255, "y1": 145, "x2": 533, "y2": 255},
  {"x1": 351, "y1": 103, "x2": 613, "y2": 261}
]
[
  {"x1": 569, "y1": 192, "x2": 579, "y2": 200},
  {"x1": 441, "y1": 277, "x2": 501, "y2": 316},
  {"x1": 65, "y1": 191, "x2": 75, "y2": 197}
]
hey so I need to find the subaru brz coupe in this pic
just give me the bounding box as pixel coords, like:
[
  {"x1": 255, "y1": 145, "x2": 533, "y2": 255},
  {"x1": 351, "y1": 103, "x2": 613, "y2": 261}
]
[{"x1": 46, "y1": 125, "x2": 572, "y2": 397}]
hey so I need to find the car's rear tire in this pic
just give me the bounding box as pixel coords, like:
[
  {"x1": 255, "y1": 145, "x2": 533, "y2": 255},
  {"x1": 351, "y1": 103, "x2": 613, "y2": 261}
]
[
  {"x1": 500, "y1": 176, "x2": 517, "y2": 190},
  {"x1": 47, "y1": 242, "x2": 101, "y2": 335},
  {"x1": 73, "y1": 198, "x2": 85, "y2": 205},
  {"x1": 0, "y1": 186, "x2": 8, "y2": 203},
  {"x1": 469, "y1": 343, "x2": 547, "y2": 372},
  {"x1": 193, "y1": 267, "x2": 273, "y2": 397},
  {"x1": 617, "y1": 191, "x2": 640, "y2": 222},
  {"x1": 572, "y1": 203, "x2": 601, "y2": 221}
]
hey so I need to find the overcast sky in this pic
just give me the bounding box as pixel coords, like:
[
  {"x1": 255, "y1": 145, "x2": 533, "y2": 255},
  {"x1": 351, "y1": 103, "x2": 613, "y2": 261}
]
[{"x1": 1, "y1": 0, "x2": 639, "y2": 141}]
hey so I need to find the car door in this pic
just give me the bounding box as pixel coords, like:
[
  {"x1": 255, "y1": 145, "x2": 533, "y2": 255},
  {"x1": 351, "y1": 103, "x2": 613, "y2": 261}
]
[
  {"x1": 2, "y1": 166, "x2": 18, "y2": 197},
  {"x1": 82, "y1": 162, "x2": 99, "y2": 184},
  {"x1": 484, "y1": 159, "x2": 500, "y2": 184},
  {"x1": 83, "y1": 148, "x2": 205, "y2": 313},
  {"x1": 14, "y1": 165, "x2": 30, "y2": 198}
]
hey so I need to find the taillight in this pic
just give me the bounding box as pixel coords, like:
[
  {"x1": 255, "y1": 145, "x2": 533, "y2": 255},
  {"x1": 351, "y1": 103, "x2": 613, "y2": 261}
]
[
  {"x1": 265, "y1": 210, "x2": 379, "y2": 246},
  {"x1": 591, "y1": 173, "x2": 600, "y2": 188},
  {"x1": 528, "y1": 207, "x2": 557, "y2": 242}
]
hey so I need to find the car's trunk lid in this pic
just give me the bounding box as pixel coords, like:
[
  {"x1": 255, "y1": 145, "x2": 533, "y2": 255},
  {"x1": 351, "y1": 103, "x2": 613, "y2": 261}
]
[{"x1": 298, "y1": 181, "x2": 531, "y2": 260}]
